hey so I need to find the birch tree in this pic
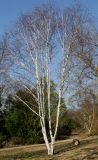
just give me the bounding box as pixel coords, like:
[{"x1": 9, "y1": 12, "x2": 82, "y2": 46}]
[
  {"x1": 2, "y1": 6, "x2": 63, "y2": 155},
  {"x1": 1, "y1": 4, "x2": 97, "y2": 155}
]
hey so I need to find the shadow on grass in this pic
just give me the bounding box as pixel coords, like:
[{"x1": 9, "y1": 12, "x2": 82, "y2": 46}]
[
  {"x1": 54, "y1": 142, "x2": 77, "y2": 155},
  {"x1": 54, "y1": 138, "x2": 98, "y2": 155},
  {"x1": 82, "y1": 148, "x2": 98, "y2": 160},
  {"x1": 0, "y1": 149, "x2": 47, "y2": 160}
]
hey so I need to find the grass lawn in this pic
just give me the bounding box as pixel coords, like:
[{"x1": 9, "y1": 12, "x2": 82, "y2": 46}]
[{"x1": 0, "y1": 136, "x2": 98, "y2": 160}]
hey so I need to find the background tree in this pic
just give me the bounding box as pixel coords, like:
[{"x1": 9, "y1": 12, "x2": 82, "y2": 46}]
[
  {"x1": 5, "y1": 90, "x2": 43, "y2": 144},
  {"x1": 4, "y1": 82, "x2": 72, "y2": 145},
  {"x1": 69, "y1": 85, "x2": 98, "y2": 136}
]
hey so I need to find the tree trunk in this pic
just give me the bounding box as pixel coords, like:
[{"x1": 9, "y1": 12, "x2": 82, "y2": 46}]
[
  {"x1": 48, "y1": 143, "x2": 54, "y2": 155},
  {"x1": 43, "y1": 133, "x2": 54, "y2": 155}
]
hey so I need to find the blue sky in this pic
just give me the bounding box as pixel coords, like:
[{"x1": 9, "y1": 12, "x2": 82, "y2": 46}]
[{"x1": 0, "y1": 0, "x2": 98, "y2": 37}]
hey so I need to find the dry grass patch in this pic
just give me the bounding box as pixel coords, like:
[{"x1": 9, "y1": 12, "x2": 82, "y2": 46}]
[{"x1": 0, "y1": 136, "x2": 98, "y2": 160}]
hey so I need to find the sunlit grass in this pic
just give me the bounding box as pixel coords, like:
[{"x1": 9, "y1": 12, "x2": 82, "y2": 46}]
[{"x1": 0, "y1": 137, "x2": 98, "y2": 160}]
